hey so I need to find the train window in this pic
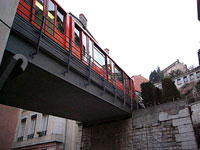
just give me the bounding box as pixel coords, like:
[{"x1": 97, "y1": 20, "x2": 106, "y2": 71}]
[
  {"x1": 88, "y1": 39, "x2": 93, "y2": 65},
  {"x1": 34, "y1": 0, "x2": 44, "y2": 26},
  {"x1": 47, "y1": 0, "x2": 55, "y2": 35},
  {"x1": 124, "y1": 75, "x2": 130, "y2": 92},
  {"x1": 94, "y1": 46, "x2": 105, "y2": 67},
  {"x1": 114, "y1": 66, "x2": 123, "y2": 83},
  {"x1": 74, "y1": 26, "x2": 80, "y2": 47},
  {"x1": 56, "y1": 7, "x2": 65, "y2": 34},
  {"x1": 107, "y1": 57, "x2": 112, "y2": 81},
  {"x1": 82, "y1": 32, "x2": 87, "y2": 62},
  {"x1": 88, "y1": 39, "x2": 93, "y2": 56},
  {"x1": 23, "y1": 0, "x2": 32, "y2": 5}
]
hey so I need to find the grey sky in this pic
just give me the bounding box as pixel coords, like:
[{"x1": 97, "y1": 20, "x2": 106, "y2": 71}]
[{"x1": 57, "y1": 0, "x2": 200, "y2": 79}]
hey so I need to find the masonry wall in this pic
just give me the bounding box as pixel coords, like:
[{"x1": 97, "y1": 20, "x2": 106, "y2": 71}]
[
  {"x1": 191, "y1": 101, "x2": 200, "y2": 147},
  {"x1": 80, "y1": 99, "x2": 198, "y2": 150}
]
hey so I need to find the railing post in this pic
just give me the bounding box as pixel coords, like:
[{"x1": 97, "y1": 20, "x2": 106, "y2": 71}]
[
  {"x1": 84, "y1": 55, "x2": 91, "y2": 87},
  {"x1": 101, "y1": 67, "x2": 106, "y2": 96},
  {"x1": 67, "y1": 39, "x2": 72, "y2": 73},
  {"x1": 131, "y1": 92, "x2": 133, "y2": 110},
  {"x1": 113, "y1": 78, "x2": 117, "y2": 102},
  {"x1": 30, "y1": 0, "x2": 34, "y2": 22},
  {"x1": 62, "y1": 39, "x2": 72, "y2": 75},
  {"x1": 87, "y1": 55, "x2": 91, "y2": 85},
  {"x1": 30, "y1": 15, "x2": 46, "y2": 58},
  {"x1": 123, "y1": 82, "x2": 126, "y2": 107}
]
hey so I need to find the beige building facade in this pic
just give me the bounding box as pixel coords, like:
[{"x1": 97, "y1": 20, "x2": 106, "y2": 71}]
[
  {"x1": 174, "y1": 66, "x2": 200, "y2": 89},
  {"x1": 12, "y1": 110, "x2": 79, "y2": 150},
  {"x1": 162, "y1": 59, "x2": 188, "y2": 77}
]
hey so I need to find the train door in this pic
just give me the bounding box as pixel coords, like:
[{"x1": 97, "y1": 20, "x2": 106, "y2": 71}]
[
  {"x1": 17, "y1": 0, "x2": 32, "y2": 21},
  {"x1": 45, "y1": 0, "x2": 69, "y2": 50},
  {"x1": 107, "y1": 57, "x2": 114, "y2": 83},
  {"x1": 123, "y1": 74, "x2": 129, "y2": 95},
  {"x1": 114, "y1": 65, "x2": 123, "y2": 91},
  {"x1": 82, "y1": 32, "x2": 88, "y2": 64},
  {"x1": 45, "y1": 0, "x2": 55, "y2": 38},
  {"x1": 71, "y1": 24, "x2": 81, "y2": 59},
  {"x1": 88, "y1": 38, "x2": 93, "y2": 66},
  {"x1": 32, "y1": 0, "x2": 46, "y2": 29},
  {"x1": 54, "y1": 6, "x2": 66, "y2": 48},
  {"x1": 93, "y1": 46, "x2": 105, "y2": 77}
]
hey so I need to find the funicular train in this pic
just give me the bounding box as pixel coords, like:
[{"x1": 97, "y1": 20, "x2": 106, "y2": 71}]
[{"x1": 17, "y1": 0, "x2": 136, "y2": 101}]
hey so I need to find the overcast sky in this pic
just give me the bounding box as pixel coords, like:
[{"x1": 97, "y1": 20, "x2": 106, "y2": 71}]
[{"x1": 57, "y1": 0, "x2": 200, "y2": 79}]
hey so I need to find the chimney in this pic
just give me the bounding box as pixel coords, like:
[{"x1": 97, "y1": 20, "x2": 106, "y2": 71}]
[
  {"x1": 79, "y1": 14, "x2": 87, "y2": 28},
  {"x1": 198, "y1": 49, "x2": 200, "y2": 65},
  {"x1": 104, "y1": 48, "x2": 110, "y2": 55}
]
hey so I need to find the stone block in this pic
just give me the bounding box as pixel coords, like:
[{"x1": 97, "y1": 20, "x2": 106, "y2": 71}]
[
  {"x1": 172, "y1": 117, "x2": 192, "y2": 126},
  {"x1": 168, "y1": 114, "x2": 180, "y2": 120},
  {"x1": 175, "y1": 132, "x2": 196, "y2": 142},
  {"x1": 181, "y1": 140, "x2": 198, "y2": 150},
  {"x1": 178, "y1": 108, "x2": 190, "y2": 118},
  {"x1": 178, "y1": 124, "x2": 194, "y2": 134},
  {"x1": 159, "y1": 112, "x2": 168, "y2": 121}
]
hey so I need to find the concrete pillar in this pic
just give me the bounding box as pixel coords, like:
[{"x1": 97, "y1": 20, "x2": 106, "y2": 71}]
[{"x1": 0, "y1": 0, "x2": 19, "y2": 64}]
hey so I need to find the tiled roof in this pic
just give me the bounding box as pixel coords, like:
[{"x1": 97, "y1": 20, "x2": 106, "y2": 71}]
[{"x1": 131, "y1": 75, "x2": 149, "y2": 92}]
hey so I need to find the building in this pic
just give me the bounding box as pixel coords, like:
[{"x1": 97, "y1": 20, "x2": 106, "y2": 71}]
[
  {"x1": 155, "y1": 66, "x2": 200, "y2": 91},
  {"x1": 11, "y1": 110, "x2": 79, "y2": 150},
  {"x1": 0, "y1": 105, "x2": 20, "y2": 150},
  {"x1": 132, "y1": 75, "x2": 149, "y2": 94},
  {"x1": 131, "y1": 75, "x2": 149, "y2": 96},
  {"x1": 174, "y1": 66, "x2": 200, "y2": 89},
  {"x1": 162, "y1": 59, "x2": 188, "y2": 77}
]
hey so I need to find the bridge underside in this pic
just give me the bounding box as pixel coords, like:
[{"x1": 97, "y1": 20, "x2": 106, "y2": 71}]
[{"x1": 0, "y1": 14, "x2": 136, "y2": 124}]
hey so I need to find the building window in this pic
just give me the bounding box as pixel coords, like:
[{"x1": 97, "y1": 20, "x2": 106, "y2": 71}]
[
  {"x1": 56, "y1": 7, "x2": 65, "y2": 34},
  {"x1": 38, "y1": 114, "x2": 48, "y2": 137},
  {"x1": 183, "y1": 76, "x2": 188, "y2": 83},
  {"x1": 94, "y1": 46, "x2": 105, "y2": 67},
  {"x1": 17, "y1": 118, "x2": 26, "y2": 141},
  {"x1": 177, "y1": 79, "x2": 182, "y2": 85},
  {"x1": 190, "y1": 74, "x2": 194, "y2": 80},
  {"x1": 28, "y1": 115, "x2": 37, "y2": 139},
  {"x1": 47, "y1": 0, "x2": 55, "y2": 35},
  {"x1": 74, "y1": 26, "x2": 80, "y2": 47},
  {"x1": 196, "y1": 71, "x2": 200, "y2": 78},
  {"x1": 34, "y1": 0, "x2": 44, "y2": 26}
]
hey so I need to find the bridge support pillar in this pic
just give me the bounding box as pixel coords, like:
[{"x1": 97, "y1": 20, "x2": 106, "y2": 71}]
[{"x1": 0, "y1": 0, "x2": 19, "y2": 64}]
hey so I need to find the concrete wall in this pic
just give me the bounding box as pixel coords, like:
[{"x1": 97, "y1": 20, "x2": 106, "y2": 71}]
[
  {"x1": 80, "y1": 99, "x2": 198, "y2": 150},
  {"x1": 0, "y1": 105, "x2": 20, "y2": 150},
  {"x1": 0, "y1": 0, "x2": 19, "y2": 64}
]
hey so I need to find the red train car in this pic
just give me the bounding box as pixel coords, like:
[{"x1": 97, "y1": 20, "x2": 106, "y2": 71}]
[{"x1": 17, "y1": 0, "x2": 136, "y2": 101}]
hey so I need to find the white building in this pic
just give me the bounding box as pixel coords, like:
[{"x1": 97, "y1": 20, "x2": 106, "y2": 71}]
[
  {"x1": 12, "y1": 110, "x2": 80, "y2": 150},
  {"x1": 174, "y1": 66, "x2": 200, "y2": 89}
]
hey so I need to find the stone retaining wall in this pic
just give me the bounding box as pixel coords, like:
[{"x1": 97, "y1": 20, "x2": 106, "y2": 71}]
[{"x1": 80, "y1": 99, "x2": 198, "y2": 150}]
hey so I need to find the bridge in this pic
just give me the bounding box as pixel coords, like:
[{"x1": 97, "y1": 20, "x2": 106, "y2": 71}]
[{"x1": 0, "y1": 2, "x2": 137, "y2": 125}]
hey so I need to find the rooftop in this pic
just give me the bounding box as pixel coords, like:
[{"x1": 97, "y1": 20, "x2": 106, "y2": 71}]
[{"x1": 132, "y1": 75, "x2": 149, "y2": 92}]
